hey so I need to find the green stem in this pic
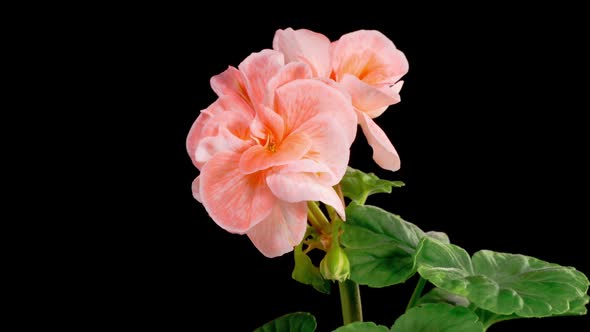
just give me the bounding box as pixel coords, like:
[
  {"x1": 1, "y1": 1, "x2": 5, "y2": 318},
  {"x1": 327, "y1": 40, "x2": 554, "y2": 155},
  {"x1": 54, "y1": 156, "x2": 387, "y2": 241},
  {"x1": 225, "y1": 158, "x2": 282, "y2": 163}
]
[
  {"x1": 339, "y1": 279, "x2": 363, "y2": 324},
  {"x1": 307, "y1": 201, "x2": 331, "y2": 234},
  {"x1": 358, "y1": 192, "x2": 368, "y2": 205},
  {"x1": 405, "y1": 276, "x2": 427, "y2": 311}
]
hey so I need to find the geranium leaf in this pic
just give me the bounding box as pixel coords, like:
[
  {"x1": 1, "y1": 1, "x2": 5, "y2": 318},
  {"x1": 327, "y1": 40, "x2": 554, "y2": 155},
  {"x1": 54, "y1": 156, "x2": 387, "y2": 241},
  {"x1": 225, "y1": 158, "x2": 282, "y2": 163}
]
[
  {"x1": 255, "y1": 312, "x2": 317, "y2": 332},
  {"x1": 341, "y1": 203, "x2": 424, "y2": 287},
  {"x1": 391, "y1": 303, "x2": 484, "y2": 332}
]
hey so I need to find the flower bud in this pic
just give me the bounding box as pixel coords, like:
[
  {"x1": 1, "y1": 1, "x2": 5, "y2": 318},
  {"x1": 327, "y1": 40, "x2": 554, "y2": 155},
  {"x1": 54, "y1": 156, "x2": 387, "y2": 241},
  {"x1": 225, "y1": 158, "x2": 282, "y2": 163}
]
[{"x1": 320, "y1": 242, "x2": 350, "y2": 282}]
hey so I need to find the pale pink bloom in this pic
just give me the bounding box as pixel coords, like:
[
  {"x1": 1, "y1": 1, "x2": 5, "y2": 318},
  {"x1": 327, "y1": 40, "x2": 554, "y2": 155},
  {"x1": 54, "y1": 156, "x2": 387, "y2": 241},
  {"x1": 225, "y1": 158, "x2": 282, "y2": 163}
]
[
  {"x1": 273, "y1": 28, "x2": 409, "y2": 171},
  {"x1": 186, "y1": 50, "x2": 357, "y2": 257}
]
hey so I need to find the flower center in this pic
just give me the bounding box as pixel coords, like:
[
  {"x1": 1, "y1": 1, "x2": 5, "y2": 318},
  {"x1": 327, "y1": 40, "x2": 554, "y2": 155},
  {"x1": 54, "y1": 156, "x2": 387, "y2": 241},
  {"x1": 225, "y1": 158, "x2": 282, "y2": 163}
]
[
  {"x1": 252, "y1": 132, "x2": 277, "y2": 153},
  {"x1": 264, "y1": 133, "x2": 276, "y2": 152},
  {"x1": 266, "y1": 141, "x2": 276, "y2": 152}
]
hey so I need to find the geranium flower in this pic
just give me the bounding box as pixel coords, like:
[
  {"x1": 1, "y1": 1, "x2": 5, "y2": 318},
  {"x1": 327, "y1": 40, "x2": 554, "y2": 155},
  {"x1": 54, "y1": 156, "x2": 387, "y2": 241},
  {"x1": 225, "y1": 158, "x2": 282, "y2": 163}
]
[
  {"x1": 186, "y1": 50, "x2": 357, "y2": 257},
  {"x1": 273, "y1": 28, "x2": 409, "y2": 171}
]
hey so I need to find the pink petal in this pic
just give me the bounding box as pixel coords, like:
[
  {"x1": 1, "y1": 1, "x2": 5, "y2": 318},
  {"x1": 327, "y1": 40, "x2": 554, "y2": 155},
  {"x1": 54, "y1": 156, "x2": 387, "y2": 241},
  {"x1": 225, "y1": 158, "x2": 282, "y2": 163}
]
[
  {"x1": 199, "y1": 99, "x2": 252, "y2": 138},
  {"x1": 210, "y1": 66, "x2": 252, "y2": 109},
  {"x1": 239, "y1": 131, "x2": 312, "y2": 174},
  {"x1": 187, "y1": 96, "x2": 255, "y2": 169},
  {"x1": 191, "y1": 176, "x2": 201, "y2": 203},
  {"x1": 273, "y1": 28, "x2": 332, "y2": 78},
  {"x1": 192, "y1": 106, "x2": 253, "y2": 167},
  {"x1": 266, "y1": 172, "x2": 346, "y2": 219},
  {"x1": 200, "y1": 151, "x2": 276, "y2": 233},
  {"x1": 340, "y1": 74, "x2": 399, "y2": 117},
  {"x1": 249, "y1": 106, "x2": 285, "y2": 143},
  {"x1": 392, "y1": 80, "x2": 404, "y2": 94},
  {"x1": 246, "y1": 201, "x2": 308, "y2": 258},
  {"x1": 238, "y1": 49, "x2": 285, "y2": 111},
  {"x1": 331, "y1": 30, "x2": 408, "y2": 86},
  {"x1": 265, "y1": 61, "x2": 312, "y2": 107},
  {"x1": 358, "y1": 111, "x2": 401, "y2": 171},
  {"x1": 274, "y1": 79, "x2": 357, "y2": 180},
  {"x1": 277, "y1": 158, "x2": 337, "y2": 185},
  {"x1": 195, "y1": 126, "x2": 251, "y2": 166},
  {"x1": 186, "y1": 108, "x2": 218, "y2": 169}
]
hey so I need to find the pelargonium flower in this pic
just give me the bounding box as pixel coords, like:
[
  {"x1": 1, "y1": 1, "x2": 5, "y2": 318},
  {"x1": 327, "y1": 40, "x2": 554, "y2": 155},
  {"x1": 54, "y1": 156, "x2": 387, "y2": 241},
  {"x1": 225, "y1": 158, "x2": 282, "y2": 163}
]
[
  {"x1": 186, "y1": 50, "x2": 357, "y2": 257},
  {"x1": 273, "y1": 28, "x2": 409, "y2": 171}
]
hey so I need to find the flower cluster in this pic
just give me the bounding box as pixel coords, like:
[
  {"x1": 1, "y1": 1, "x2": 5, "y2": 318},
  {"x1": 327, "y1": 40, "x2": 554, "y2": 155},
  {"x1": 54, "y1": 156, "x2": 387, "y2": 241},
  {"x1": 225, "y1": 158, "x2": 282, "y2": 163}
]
[{"x1": 186, "y1": 28, "x2": 408, "y2": 257}]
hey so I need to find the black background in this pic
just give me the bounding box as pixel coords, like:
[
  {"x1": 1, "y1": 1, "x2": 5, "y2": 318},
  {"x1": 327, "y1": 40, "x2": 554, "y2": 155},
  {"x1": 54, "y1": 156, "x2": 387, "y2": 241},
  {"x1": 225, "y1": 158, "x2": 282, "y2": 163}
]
[{"x1": 83, "y1": 5, "x2": 589, "y2": 331}]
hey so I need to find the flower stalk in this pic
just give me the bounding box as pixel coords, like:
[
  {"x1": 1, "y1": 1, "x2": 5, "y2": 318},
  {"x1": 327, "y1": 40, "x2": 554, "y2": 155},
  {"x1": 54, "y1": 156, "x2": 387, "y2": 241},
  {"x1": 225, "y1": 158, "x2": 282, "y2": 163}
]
[
  {"x1": 307, "y1": 201, "x2": 332, "y2": 234},
  {"x1": 339, "y1": 279, "x2": 363, "y2": 324},
  {"x1": 405, "y1": 276, "x2": 427, "y2": 311}
]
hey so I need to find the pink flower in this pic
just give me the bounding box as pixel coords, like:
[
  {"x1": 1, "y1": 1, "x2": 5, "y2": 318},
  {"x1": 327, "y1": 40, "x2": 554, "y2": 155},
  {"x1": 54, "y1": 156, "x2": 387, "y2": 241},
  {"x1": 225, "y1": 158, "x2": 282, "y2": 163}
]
[
  {"x1": 273, "y1": 28, "x2": 409, "y2": 171},
  {"x1": 186, "y1": 50, "x2": 357, "y2": 257}
]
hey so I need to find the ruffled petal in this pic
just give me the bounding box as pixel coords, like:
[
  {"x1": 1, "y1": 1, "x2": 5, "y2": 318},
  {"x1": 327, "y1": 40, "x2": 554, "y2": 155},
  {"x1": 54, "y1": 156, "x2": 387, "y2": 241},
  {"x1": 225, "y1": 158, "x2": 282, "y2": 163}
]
[
  {"x1": 340, "y1": 74, "x2": 399, "y2": 117},
  {"x1": 210, "y1": 66, "x2": 253, "y2": 114},
  {"x1": 200, "y1": 151, "x2": 276, "y2": 233},
  {"x1": 249, "y1": 106, "x2": 285, "y2": 143},
  {"x1": 358, "y1": 111, "x2": 401, "y2": 171},
  {"x1": 186, "y1": 101, "x2": 224, "y2": 169},
  {"x1": 274, "y1": 79, "x2": 357, "y2": 180},
  {"x1": 239, "y1": 132, "x2": 311, "y2": 174},
  {"x1": 273, "y1": 28, "x2": 331, "y2": 78},
  {"x1": 186, "y1": 96, "x2": 254, "y2": 169},
  {"x1": 265, "y1": 61, "x2": 312, "y2": 107},
  {"x1": 331, "y1": 30, "x2": 408, "y2": 86},
  {"x1": 275, "y1": 158, "x2": 337, "y2": 184},
  {"x1": 246, "y1": 201, "x2": 308, "y2": 257},
  {"x1": 191, "y1": 176, "x2": 201, "y2": 203},
  {"x1": 266, "y1": 172, "x2": 345, "y2": 219},
  {"x1": 238, "y1": 49, "x2": 285, "y2": 111},
  {"x1": 195, "y1": 127, "x2": 251, "y2": 166}
]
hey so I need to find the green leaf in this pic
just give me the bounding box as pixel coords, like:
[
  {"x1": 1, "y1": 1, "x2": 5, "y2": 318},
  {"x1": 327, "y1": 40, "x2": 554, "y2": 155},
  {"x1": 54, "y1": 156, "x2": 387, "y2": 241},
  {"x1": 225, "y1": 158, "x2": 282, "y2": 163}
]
[
  {"x1": 415, "y1": 237, "x2": 474, "y2": 290},
  {"x1": 416, "y1": 288, "x2": 470, "y2": 307},
  {"x1": 559, "y1": 294, "x2": 589, "y2": 316},
  {"x1": 425, "y1": 231, "x2": 450, "y2": 244},
  {"x1": 341, "y1": 203, "x2": 425, "y2": 287},
  {"x1": 340, "y1": 167, "x2": 404, "y2": 204},
  {"x1": 254, "y1": 312, "x2": 317, "y2": 332},
  {"x1": 391, "y1": 303, "x2": 484, "y2": 332},
  {"x1": 292, "y1": 245, "x2": 331, "y2": 294},
  {"x1": 472, "y1": 308, "x2": 519, "y2": 330},
  {"x1": 470, "y1": 250, "x2": 589, "y2": 316},
  {"x1": 417, "y1": 237, "x2": 590, "y2": 317},
  {"x1": 332, "y1": 321, "x2": 390, "y2": 332},
  {"x1": 474, "y1": 294, "x2": 589, "y2": 329}
]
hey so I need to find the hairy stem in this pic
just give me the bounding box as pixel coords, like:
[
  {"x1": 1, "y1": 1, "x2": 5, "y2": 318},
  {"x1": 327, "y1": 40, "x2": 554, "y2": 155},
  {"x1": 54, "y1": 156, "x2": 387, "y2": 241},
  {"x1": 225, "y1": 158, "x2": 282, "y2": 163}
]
[
  {"x1": 339, "y1": 279, "x2": 363, "y2": 324},
  {"x1": 307, "y1": 201, "x2": 331, "y2": 234},
  {"x1": 405, "y1": 276, "x2": 427, "y2": 311}
]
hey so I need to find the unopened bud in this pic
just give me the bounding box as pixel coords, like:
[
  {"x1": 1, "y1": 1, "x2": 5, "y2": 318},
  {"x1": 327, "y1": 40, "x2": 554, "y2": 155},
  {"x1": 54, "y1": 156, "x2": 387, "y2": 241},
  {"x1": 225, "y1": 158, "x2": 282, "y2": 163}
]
[{"x1": 320, "y1": 242, "x2": 350, "y2": 282}]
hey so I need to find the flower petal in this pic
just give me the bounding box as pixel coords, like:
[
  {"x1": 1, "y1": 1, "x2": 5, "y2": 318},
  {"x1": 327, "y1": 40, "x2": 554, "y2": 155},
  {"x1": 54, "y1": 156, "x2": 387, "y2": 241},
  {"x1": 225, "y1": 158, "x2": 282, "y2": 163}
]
[
  {"x1": 191, "y1": 176, "x2": 201, "y2": 203},
  {"x1": 331, "y1": 30, "x2": 408, "y2": 85},
  {"x1": 273, "y1": 28, "x2": 332, "y2": 78},
  {"x1": 274, "y1": 79, "x2": 357, "y2": 180},
  {"x1": 238, "y1": 49, "x2": 285, "y2": 111},
  {"x1": 195, "y1": 126, "x2": 251, "y2": 166},
  {"x1": 358, "y1": 111, "x2": 401, "y2": 171},
  {"x1": 187, "y1": 109, "x2": 218, "y2": 169},
  {"x1": 187, "y1": 95, "x2": 255, "y2": 168},
  {"x1": 246, "y1": 201, "x2": 308, "y2": 258},
  {"x1": 239, "y1": 131, "x2": 311, "y2": 174},
  {"x1": 340, "y1": 74, "x2": 400, "y2": 117},
  {"x1": 249, "y1": 106, "x2": 285, "y2": 143},
  {"x1": 210, "y1": 66, "x2": 253, "y2": 111},
  {"x1": 276, "y1": 158, "x2": 337, "y2": 184},
  {"x1": 200, "y1": 151, "x2": 276, "y2": 233},
  {"x1": 266, "y1": 172, "x2": 345, "y2": 219},
  {"x1": 191, "y1": 106, "x2": 253, "y2": 167},
  {"x1": 265, "y1": 61, "x2": 312, "y2": 107}
]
